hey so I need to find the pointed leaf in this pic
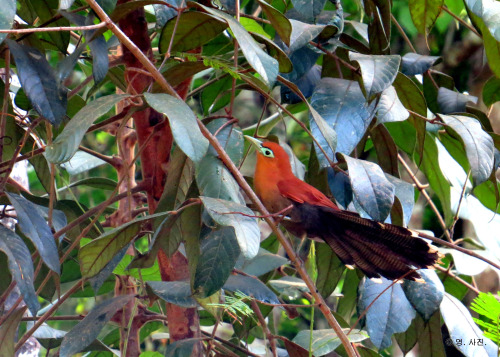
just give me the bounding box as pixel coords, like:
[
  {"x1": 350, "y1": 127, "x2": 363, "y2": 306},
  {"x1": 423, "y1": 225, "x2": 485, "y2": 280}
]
[
  {"x1": 0, "y1": 0, "x2": 15, "y2": 44},
  {"x1": 147, "y1": 281, "x2": 197, "y2": 308},
  {"x1": 165, "y1": 338, "x2": 202, "y2": 357},
  {"x1": 358, "y1": 277, "x2": 416, "y2": 349},
  {"x1": 292, "y1": 329, "x2": 368, "y2": 356},
  {"x1": 0, "y1": 308, "x2": 24, "y2": 356},
  {"x1": 144, "y1": 93, "x2": 209, "y2": 163},
  {"x1": 201, "y1": 196, "x2": 260, "y2": 259},
  {"x1": 206, "y1": 118, "x2": 244, "y2": 165},
  {"x1": 258, "y1": 0, "x2": 292, "y2": 46},
  {"x1": 7, "y1": 40, "x2": 67, "y2": 126},
  {"x1": 401, "y1": 53, "x2": 441, "y2": 76},
  {"x1": 288, "y1": 19, "x2": 337, "y2": 52},
  {"x1": 465, "y1": 0, "x2": 500, "y2": 41},
  {"x1": 59, "y1": 295, "x2": 134, "y2": 357},
  {"x1": 289, "y1": 0, "x2": 326, "y2": 23},
  {"x1": 409, "y1": 0, "x2": 444, "y2": 35},
  {"x1": 316, "y1": 242, "x2": 345, "y2": 298},
  {"x1": 0, "y1": 225, "x2": 39, "y2": 316},
  {"x1": 338, "y1": 155, "x2": 395, "y2": 222},
  {"x1": 376, "y1": 85, "x2": 409, "y2": 125},
  {"x1": 403, "y1": 269, "x2": 444, "y2": 321},
  {"x1": 223, "y1": 275, "x2": 280, "y2": 304},
  {"x1": 440, "y1": 114, "x2": 494, "y2": 185},
  {"x1": 437, "y1": 87, "x2": 478, "y2": 114},
  {"x1": 482, "y1": 76, "x2": 500, "y2": 106},
  {"x1": 240, "y1": 248, "x2": 288, "y2": 277},
  {"x1": 45, "y1": 94, "x2": 128, "y2": 163},
  {"x1": 6, "y1": 193, "x2": 60, "y2": 274},
  {"x1": 159, "y1": 11, "x2": 228, "y2": 53},
  {"x1": 385, "y1": 174, "x2": 415, "y2": 226},
  {"x1": 349, "y1": 53, "x2": 401, "y2": 98},
  {"x1": 440, "y1": 293, "x2": 497, "y2": 357},
  {"x1": 195, "y1": 4, "x2": 279, "y2": 87},
  {"x1": 59, "y1": 150, "x2": 107, "y2": 175}
]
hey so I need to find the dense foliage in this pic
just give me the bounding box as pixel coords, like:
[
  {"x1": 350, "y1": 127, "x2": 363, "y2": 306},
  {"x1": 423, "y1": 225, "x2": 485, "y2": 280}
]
[{"x1": 0, "y1": 0, "x2": 499, "y2": 356}]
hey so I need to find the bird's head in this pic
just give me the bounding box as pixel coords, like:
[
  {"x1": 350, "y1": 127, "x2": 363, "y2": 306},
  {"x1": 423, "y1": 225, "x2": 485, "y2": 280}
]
[{"x1": 244, "y1": 136, "x2": 292, "y2": 174}]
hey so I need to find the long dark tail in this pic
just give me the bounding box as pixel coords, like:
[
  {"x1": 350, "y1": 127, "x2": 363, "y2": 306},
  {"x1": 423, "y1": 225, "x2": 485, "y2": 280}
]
[{"x1": 294, "y1": 203, "x2": 441, "y2": 281}]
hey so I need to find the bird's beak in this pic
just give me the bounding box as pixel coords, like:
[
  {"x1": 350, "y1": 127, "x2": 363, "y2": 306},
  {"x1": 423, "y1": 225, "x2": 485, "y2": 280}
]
[{"x1": 244, "y1": 135, "x2": 264, "y2": 151}]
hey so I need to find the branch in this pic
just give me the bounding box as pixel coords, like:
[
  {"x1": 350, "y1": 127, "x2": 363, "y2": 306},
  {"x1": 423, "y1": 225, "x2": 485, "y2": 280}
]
[{"x1": 0, "y1": 22, "x2": 107, "y2": 33}]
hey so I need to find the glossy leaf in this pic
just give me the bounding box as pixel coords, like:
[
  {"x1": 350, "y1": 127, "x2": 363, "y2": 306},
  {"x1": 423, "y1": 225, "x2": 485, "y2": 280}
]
[
  {"x1": 315, "y1": 242, "x2": 345, "y2": 298},
  {"x1": 89, "y1": 243, "x2": 131, "y2": 294},
  {"x1": 206, "y1": 119, "x2": 244, "y2": 165},
  {"x1": 437, "y1": 87, "x2": 478, "y2": 114},
  {"x1": 293, "y1": 329, "x2": 368, "y2": 356},
  {"x1": 401, "y1": 53, "x2": 441, "y2": 76},
  {"x1": 165, "y1": 338, "x2": 202, "y2": 357},
  {"x1": 281, "y1": 64, "x2": 321, "y2": 104},
  {"x1": 358, "y1": 277, "x2": 416, "y2": 349},
  {"x1": 153, "y1": 0, "x2": 182, "y2": 29},
  {"x1": 465, "y1": 0, "x2": 500, "y2": 41},
  {"x1": 482, "y1": 76, "x2": 500, "y2": 106},
  {"x1": 371, "y1": 125, "x2": 399, "y2": 177},
  {"x1": 240, "y1": 248, "x2": 288, "y2": 276},
  {"x1": 0, "y1": 225, "x2": 39, "y2": 316},
  {"x1": 309, "y1": 105, "x2": 338, "y2": 167},
  {"x1": 251, "y1": 33, "x2": 293, "y2": 73},
  {"x1": 147, "y1": 281, "x2": 197, "y2": 308},
  {"x1": 196, "y1": 4, "x2": 279, "y2": 87},
  {"x1": 0, "y1": 308, "x2": 24, "y2": 356},
  {"x1": 289, "y1": 0, "x2": 326, "y2": 23},
  {"x1": 223, "y1": 274, "x2": 280, "y2": 304},
  {"x1": 159, "y1": 11, "x2": 227, "y2": 53},
  {"x1": 59, "y1": 295, "x2": 134, "y2": 357},
  {"x1": 440, "y1": 114, "x2": 494, "y2": 185},
  {"x1": 0, "y1": 0, "x2": 15, "y2": 44},
  {"x1": 258, "y1": 0, "x2": 292, "y2": 45},
  {"x1": 6, "y1": 193, "x2": 60, "y2": 275},
  {"x1": 201, "y1": 197, "x2": 260, "y2": 259},
  {"x1": 349, "y1": 53, "x2": 401, "y2": 98},
  {"x1": 338, "y1": 155, "x2": 395, "y2": 222},
  {"x1": 194, "y1": 227, "x2": 239, "y2": 297},
  {"x1": 45, "y1": 94, "x2": 128, "y2": 163},
  {"x1": 376, "y1": 85, "x2": 410, "y2": 125},
  {"x1": 310, "y1": 78, "x2": 376, "y2": 164},
  {"x1": 59, "y1": 151, "x2": 107, "y2": 175},
  {"x1": 409, "y1": 0, "x2": 444, "y2": 35},
  {"x1": 440, "y1": 293, "x2": 497, "y2": 357},
  {"x1": 7, "y1": 40, "x2": 67, "y2": 126},
  {"x1": 144, "y1": 93, "x2": 209, "y2": 163},
  {"x1": 403, "y1": 269, "x2": 444, "y2": 321},
  {"x1": 269, "y1": 276, "x2": 309, "y2": 299},
  {"x1": 385, "y1": 174, "x2": 415, "y2": 226},
  {"x1": 288, "y1": 19, "x2": 337, "y2": 53}
]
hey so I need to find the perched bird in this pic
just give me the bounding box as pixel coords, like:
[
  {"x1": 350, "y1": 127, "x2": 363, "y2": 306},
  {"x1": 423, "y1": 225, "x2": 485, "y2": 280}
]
[{"x1": 245, "y1": 137, "x2": 441, "y2": 281}]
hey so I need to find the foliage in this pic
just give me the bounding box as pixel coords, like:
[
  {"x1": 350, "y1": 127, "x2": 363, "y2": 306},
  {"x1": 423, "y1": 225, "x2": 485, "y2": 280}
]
[{"x1": 0, "y1": 0, "x2": 499, "y2": 356}]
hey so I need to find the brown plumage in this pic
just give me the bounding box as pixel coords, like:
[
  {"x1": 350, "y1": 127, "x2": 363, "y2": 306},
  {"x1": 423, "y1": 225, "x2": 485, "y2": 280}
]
[{"x1": 247, "y1": 138, "x2": 441, "y2": 281}]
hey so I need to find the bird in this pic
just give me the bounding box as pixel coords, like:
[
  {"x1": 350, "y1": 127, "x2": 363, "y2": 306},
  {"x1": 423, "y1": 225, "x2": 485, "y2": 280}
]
[{"x1": 245, "y1": 136, "x2": 441, "y2": 281}]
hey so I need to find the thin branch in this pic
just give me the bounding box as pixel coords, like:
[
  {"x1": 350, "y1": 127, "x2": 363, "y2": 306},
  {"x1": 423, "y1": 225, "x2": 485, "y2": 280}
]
[
  {"x1": 0, "y1": 22, "x2": 108, "y2": 33},
  {"x1": 442, "y1": 6, "x2": 481, "y2": 37},
  {"x1": 391, "y1": 14, "x2": 416, "y2": 53},
  {"x1": 435, "y1": 265, "x2": 480, "y2": 294},
  {"x1": 251, "y1": 299, "x2": 277, "y2": 357}
]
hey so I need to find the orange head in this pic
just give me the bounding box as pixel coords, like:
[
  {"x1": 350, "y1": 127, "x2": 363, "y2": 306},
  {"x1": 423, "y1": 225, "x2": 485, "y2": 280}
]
[{"x1": 245, "y1": 137, "x2": 293, "y2": 175}]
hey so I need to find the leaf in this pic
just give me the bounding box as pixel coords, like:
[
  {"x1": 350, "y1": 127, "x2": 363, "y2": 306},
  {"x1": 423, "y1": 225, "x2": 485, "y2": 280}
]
[
  {"x1": 146, "y1": 281, "x2": 197, "y2": 308},
  {"x1": 439, "y1": 248, "x2": 489, "y2": 276},
  {"x1": 223, "y1": 275, "x2": 280, "y2": 304},
  {"x1": 282, "y1": 337, "x2": 310, "y2": 357},
  {"x1": 315, "y1": 242, "x2": 345, "y2": 298},
  {"x1": 159, "y1": 11, "x2": 228, "y2": 53},
  {"x1": 358, "y1": 277, "x2": 416, "y2": 349},
  {"x1": 289, "y1": 0, "x2": 326, "y2": 23},
  {"x1": 403, "y1": 269, "x2": 444, "y2": 321},
  {"x1": 0, "y1": 0, "x2": 15, "y2": 44},
  {"x1": 371, "y1": 125, "x2": 399, "y2": 177},
  {"x1": 269, "y1": 276, "x2": 310, "y2": 298},
  {"x1": 401, "y1": 53, "x2": 442, "y2": 76},
  {"x1": 89, "y1": 242, "x2": 132, "y2": 294},
  {"x1": 327, "y1": 168, "x2": 353, "y2": 209},
  {"x1": 165, "y1": 338, "x2": 202, "y2": 357},
  {"x1": 349, "y1": 53, "x2": 401, "y2": 98},
  {"x1": 292, "y1": 329, "x2": 368, "y2": 356},
  {"x1": 465, "y1": 0, "x2": 500, "y2": 41},
  {"x1": 281, "y1": 65, "x2": 321, "y2": 104},
  {"x1": 0, "y1": 308, "x2": 24, "y2": 356},
  {"x1": 338, "y1": 155, "x2": 395, "y2": 222},
  {"x1": 440, "y1": 293, "x2": 497, "y2": 357},
  {"x1": 206, "y1": 118, "x2": 244, "y2": 165},
  {"x1": 195, "y1": 4, "x2": 279, "y2": 87},
  {"x1": 288, "y1": 19, "x2": 337, "y2": 53},
  {"x1": 258, "y1": 0, "x2": 292, "y2": 46},
  {"x1": 409, "y1": 0, "x2": 444, "y2": 35},
  {"x1": 310, "y1": 78, "x2": 376, "y2": 164},
  {"x1": 6, "y1": 40, "x2": 67, "y2": 126},
  {"x1": 201, "y1": 196, "x2": 260, "y2": 259},
  {"x1": 240, "y1": 248, "x2": 289, "y2": 276},
  {"x1": 69, "y1": 177, "x2": 117, "y2": 191},
  {"x1": 59, "y1": 150, "x2": 107, "y2": 175},
  {"x1": 440, "y1": 114, "x2": 494, "y2": 186},
  {"x1": 437, "y1": 87, "x2": 478, "y2": 114},
  {"x1": 144, "y1": 93, "x2": 209, "y2": 163},
  {"x1": 6, "y1": 193, "x2": 60, "y2": 275},
  {"x1": 153, "y1": 1, "x2": 181, "y2": 29},
  {"x1": 0, "y1": 225, "x2": 39, "y2": 316},
  {"x1": 59, "y1": 295, "x2": 134, "y2": 357},
  {"x1": 415, "y1": 312, "x2": 446, "y2": 356},
  {"x1": 375, "y1": 86, "x2": 410, "y2": 125},
  {"x1": 482, "y1": 76, "x2": 500, "y2": 106},
  {"x1": 193, "y1": 227, "x2": 239, "y2": 298},
  {"x1": 45, "y1": 94, "x2": 128, "y2": 163},
  {"x1": 337, "y1": 269, "x2": 361, "y2": 321},
  {"x1": 251, "y1": 33, "x2": 293, "y2": 73},
  {"x1": 385, "y1": 174, "x2": 415, "y2": 226}
]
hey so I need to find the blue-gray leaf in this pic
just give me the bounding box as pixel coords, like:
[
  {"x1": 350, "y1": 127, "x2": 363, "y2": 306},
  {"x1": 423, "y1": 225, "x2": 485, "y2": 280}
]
[
  {"x1": 403, "y1": 269, "x2": 444, "y2": 321},
  {"x1": 223, "y1": 274, "x2": 280, "y2": 304},
  {"x1": 437, "y1": 87, "x2": 478, "y2": 114},
  {"x1": 0, "y1": 0, "x2": 16, "y2": 44},
  {"x1": 401, "y1": 53, "x2": 441, "y2": 76},
  {"x1": 147, "y1": 281, "x2": 197, "y2": 308}
]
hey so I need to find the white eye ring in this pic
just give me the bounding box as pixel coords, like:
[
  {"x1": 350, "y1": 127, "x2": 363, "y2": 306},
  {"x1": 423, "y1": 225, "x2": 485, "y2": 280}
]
[{"x1": 263, "y1": 149, "x2": 272, "y2": 156}]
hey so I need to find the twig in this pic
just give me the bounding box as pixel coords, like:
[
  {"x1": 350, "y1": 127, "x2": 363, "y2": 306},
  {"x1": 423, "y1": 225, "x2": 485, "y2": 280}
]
[
  {"x1": 201, "y1": 331, "x2": 261, "y2": 357},
  {"x1": 442, "y1": 6, "x2": 481, "y2": 37},
  {"x1": 449, "y1": 170, "x2": 471, "y2": 238},
  {"x1": 435, "y1": 265, "x2": 480, "y2": 294},
  {"x1": 251, "y1": 299, "x2": 277, "y2": 357},
  {"x1": 390, "y1": 14, "x2": 416, "y2": 53},
  {"x1": 0, "y1": 22, "x2": 107, "y2": 33}
]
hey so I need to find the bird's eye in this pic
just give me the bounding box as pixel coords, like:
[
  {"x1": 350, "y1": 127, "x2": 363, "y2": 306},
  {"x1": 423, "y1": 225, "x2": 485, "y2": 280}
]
[{"x1": 262, "y1": 149, "x2": 274, "y2": 158}]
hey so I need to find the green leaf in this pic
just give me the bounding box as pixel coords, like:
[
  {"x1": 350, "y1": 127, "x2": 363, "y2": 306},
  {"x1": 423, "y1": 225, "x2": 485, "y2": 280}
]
[
  {"x1": 59, "y1": 295, "x2": 134, "y2": 357},
  {"x1": 0, "y1": 0, "x2": 15, "y2": 44},
  {"x1": 293, "y1": 329, "x2": 368, "y2": 356},
  {"x1": 0, "y1": 308, "x2": 24, "y2": 356},
  {"x1": 258, "y1": 0, "x2": 292, "y2": 46},
  {"x1": 68, "y1": 177, "x2": 117, "y2": 191},
  {"x1": 144, "y1": 92, "x2": 209, "y2": 163},
  {"x1": 6, "y1": 192, "x2": 60, "y2": 275},
  {"x1": 315, "y1": 242, "x2": 345, "y2": 298},
  {"x1": 371, "y1": 125, "x2": 399, "y2": 177},
  {"x1": 482, "y1": 76, "x2": 500, "y2": 106},
  {"x1": 338, "y1": 154, "x2": 395, "y2": 222},
  {"x1": 45, "y1": 94, "x2": 128, "y2": 163},
  {"x1": 195, "y1": 4, "x2": 279, "y2": 87},
  {"x1": 7, "y1": 40, "x2": 67, "y2": 126},
  {"x1": 349, "y1": 53, "x2": 401, "y2": 98},
  {"x1": 359, "y1": 277, "x2": 416, "y2": 349},
  {"x1": 201, "y1": 196, "x2": 260, "y2": 259},
  {"x1": 29, "y1": 0, "x2": 70, "y2": 52},
  {"x1": 403, "y1": 269, "x2": 444, "y2": 321},
  {"x1": 159, "y1": 11, "x2": 228, "y2": 53},
  {"x1": 0, "y1": 225, "x2": 39, "y2": 316},
  {"x1": 147, "y1": 281, "x2": 197, "y2": 308},
  {"x1": 409, "y1": 0, "x2": 444, "y2": 35},
  {"x1": 194, "y1": 227, "x2": 240, "y2": 298},
  {"x1": 440, "y1": 114, "x2": 494, "y2": 186}
]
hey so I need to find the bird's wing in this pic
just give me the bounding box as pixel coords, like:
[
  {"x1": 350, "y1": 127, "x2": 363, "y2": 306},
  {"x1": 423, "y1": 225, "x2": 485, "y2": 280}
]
[{"x1": 277, "y1": 178, "x2": 339, "y2": 210}]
